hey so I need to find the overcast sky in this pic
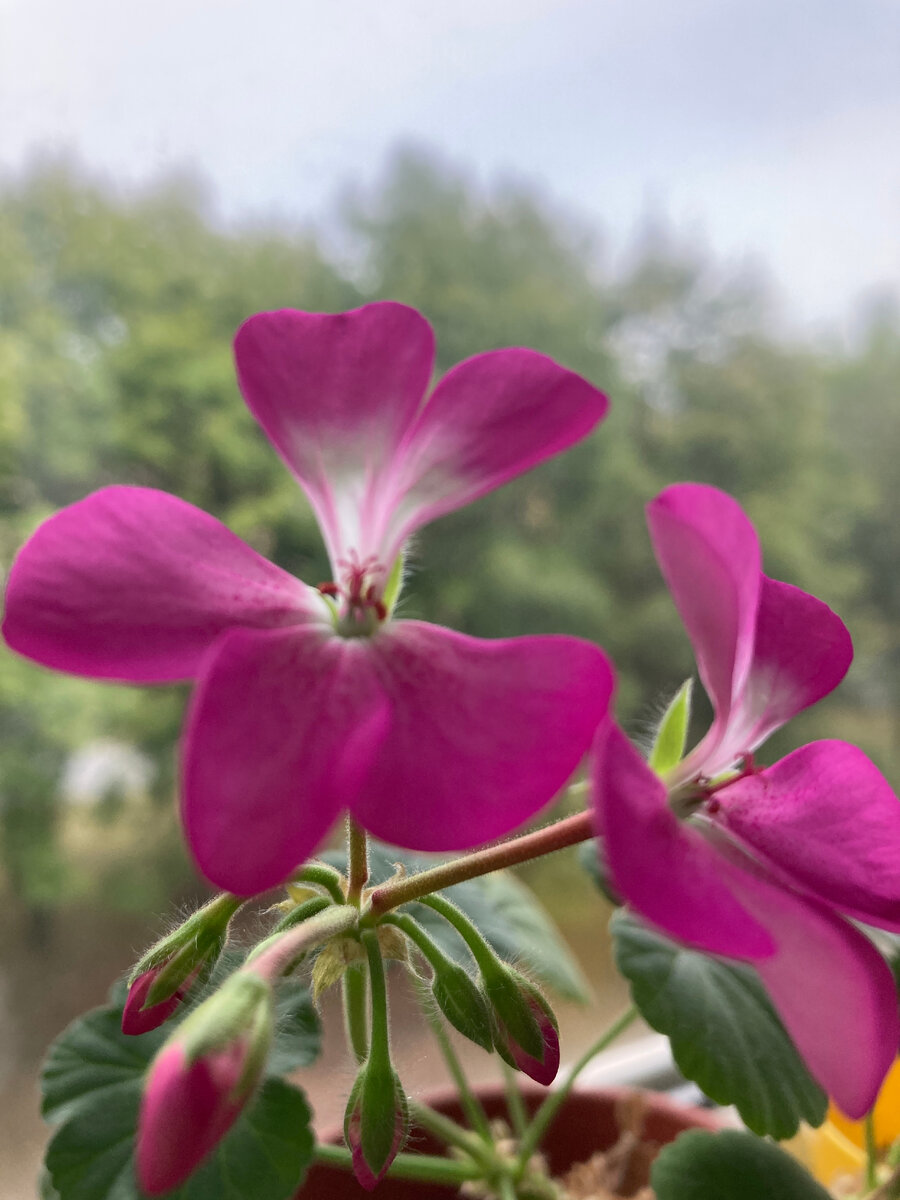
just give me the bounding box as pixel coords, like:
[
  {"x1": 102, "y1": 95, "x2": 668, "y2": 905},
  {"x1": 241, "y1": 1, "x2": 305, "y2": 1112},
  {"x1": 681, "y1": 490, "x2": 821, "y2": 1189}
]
[{"x1": 2, "y1": 0, "x2": 899, "y2": 331}]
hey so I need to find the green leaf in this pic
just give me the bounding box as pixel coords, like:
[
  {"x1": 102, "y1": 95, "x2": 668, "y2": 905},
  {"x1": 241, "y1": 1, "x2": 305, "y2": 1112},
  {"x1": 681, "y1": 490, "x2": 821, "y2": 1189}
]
[
  {"x1": 325, "y1": 841, "x2": 590, "y2": 1001},
  {"x1": 267, "y1": 980, "x2": 321, "y2": 1075},
  {"x1": 651, "y1": 1130, "x2": 832, "y2": 1200},
  {"x1": 648, "y1": 678, "x2": 693, "y2": 775},
  {"x1": 41, "y1": 967, "x2": 320, "y2": 1200},
  {"x1": 612, "y1": 910, "x2": 827, "y2": 1138}
]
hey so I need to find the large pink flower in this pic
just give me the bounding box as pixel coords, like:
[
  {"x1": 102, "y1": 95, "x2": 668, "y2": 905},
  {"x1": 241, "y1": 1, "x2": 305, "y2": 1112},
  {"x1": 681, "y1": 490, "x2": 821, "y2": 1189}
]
[
  {"x1": 593, "y1": 483, "x2": 900, "y2": 1118},
  {"x1": 3, "y1": 303, "x2": 614, "y2": 895}
]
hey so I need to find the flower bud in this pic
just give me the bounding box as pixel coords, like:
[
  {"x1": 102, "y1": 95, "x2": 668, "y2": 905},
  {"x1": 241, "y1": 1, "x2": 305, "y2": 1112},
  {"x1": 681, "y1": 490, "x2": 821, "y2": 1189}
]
[
  {"x1": 122, "y1": 963, "x2": 201, "y2": 1036},
  {"x1": 344, "y1": 1061, "x2": 409, "y2": 1191},
  {"x1": 136, "y1": 973, "x2": 273, "y2": 1194},
  {"x1": 431, "y1": 959, "x2": 494, "y2": 1053},
  {"x1": 484, "y1": 969, "x2": 560, "y2": 1086},
  {"x1": 123, "y1": 893, "x2": 242, "y2": 1036}
]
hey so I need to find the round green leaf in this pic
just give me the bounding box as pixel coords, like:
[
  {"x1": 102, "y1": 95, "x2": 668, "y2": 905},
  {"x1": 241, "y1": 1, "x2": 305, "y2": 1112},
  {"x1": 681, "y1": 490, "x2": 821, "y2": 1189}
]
[
  {"x1": 651, "y1": 1130, "x2": 833, "y2": 1200},
  {"x1": 612, "y1": 909, "x2": 827, "y2": 1138}
]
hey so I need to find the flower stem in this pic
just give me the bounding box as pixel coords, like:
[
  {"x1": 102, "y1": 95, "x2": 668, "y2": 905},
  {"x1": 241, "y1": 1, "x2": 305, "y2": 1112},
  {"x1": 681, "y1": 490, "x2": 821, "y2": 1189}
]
[
  {"x1": 246, "y1": 904, "x2": 357, "y2": 976},
  {"x1": 866, "y1": 1110, "x2": 879, "y2": 1192},
  {"x1": 409, "y1": 1099, "x2": 497, "y2": 1172},
  {"x1": 347, "y1": 817, "x2": 369, "y2": 906},
  {"x1": 342, "y1": 963, "x2": 368, "y2": 1064},
  {"x1": 313, "y1": 1142, "x2": 483, "y2": 1185},
  {"x1": 502, "y1": 1059, "x2": 530, "y2": 1139},
  {"x1": 361, "y1": 929, "x2": 390, "y2": 1071},
  {"x1": 367, "y1": 810, "x2": 595, "y2": 915},
  {"x1": 516, "y1": 1005, "x2": 638, "y2": 1170},
  {"x1": 291, "y1": 862, "x2": 346, "y2": 904},
  {"x1": 410, "y1": 971, "x2": 493, "y2": 1142}
]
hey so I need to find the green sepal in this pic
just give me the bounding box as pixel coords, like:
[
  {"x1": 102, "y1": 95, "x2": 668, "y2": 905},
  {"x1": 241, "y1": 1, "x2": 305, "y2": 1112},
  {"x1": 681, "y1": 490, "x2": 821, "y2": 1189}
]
[
  {"x1": 129, "y1": 893, "x2": 242, "y2": 988},
  {"x1": 431, "y1": 961, "x2": 494, "y2": 1053},
  {"x1": 343, "y1": 1062, "x2": 409, "y2": 1185},
  {"x1": 382, "y1": 551, "x2": 406, "y2": 616},
  {"x1": 176, "y1": 972, "x2": 273, "y2": 1066},
  {"x1": 480, "y1": 965, "x2": 545, "y2": 1060},
  {"x1": 649, "y1": 678, "x2": 693, "y2": 775}
]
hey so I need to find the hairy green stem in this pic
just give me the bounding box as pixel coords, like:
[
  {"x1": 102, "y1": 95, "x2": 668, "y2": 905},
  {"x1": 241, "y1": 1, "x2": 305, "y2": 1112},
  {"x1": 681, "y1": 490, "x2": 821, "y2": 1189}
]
[
  {"x1": 361, "y1": 929, "x2": 390, "y2": 1071},
  {"x1": 409, "y1": 1100, "x2": 498, "y2": 1171},
  {"x1": 290, "y1": 862, "x2": 346, "y2": 904},
  {"x1": 313, "y1": 1142, "x2": 483, "y2": 1185},
  {"x1": 516, "y1": 1005, "x2": 639, "y2": 1169},
  {"x1": 246, "y1": 904, "x2": 357, "y2": 977},
  {"x1": 347, "y1": 817, "x2": 369, "y2": 906},
  {"x1": 409, "y1": 969, "x2": 494, "y2": 1142},
  {"x1": 414, "y1": 893, "x2": 499, "y2": 976},
  {"x1": 501, "y1": 1059, "x2": 530, "y2": 1139},
  {"x1": 342, "y1": 963, "x2": 369, "y2": 1064},
  {"x1": 866, "y1": 1111, "x2": 879, "y2": 1192},
  {"x1": 367, "y1": 809, "x2": 595, "y2": 914}
]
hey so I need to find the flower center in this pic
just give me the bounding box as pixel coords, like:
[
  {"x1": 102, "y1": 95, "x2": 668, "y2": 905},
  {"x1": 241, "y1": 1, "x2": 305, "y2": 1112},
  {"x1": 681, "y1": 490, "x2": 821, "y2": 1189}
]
[
  {"x1": 668, "y1": 753, "x2": 760, "y2": 820},
  {"x1": 318, "y1": 552, "x2": 388, "y2": 637}
]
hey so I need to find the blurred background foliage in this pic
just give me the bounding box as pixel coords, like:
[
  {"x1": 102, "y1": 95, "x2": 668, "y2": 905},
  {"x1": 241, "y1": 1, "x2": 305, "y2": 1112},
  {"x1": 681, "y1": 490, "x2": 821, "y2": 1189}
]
[{"x1": 1, "y1": 143, "x2": 899, "y2": 948}]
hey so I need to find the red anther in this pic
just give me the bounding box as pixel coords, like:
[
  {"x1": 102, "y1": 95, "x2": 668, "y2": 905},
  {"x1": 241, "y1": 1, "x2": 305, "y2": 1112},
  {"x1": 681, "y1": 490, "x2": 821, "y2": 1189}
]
[
  {"x1": 317, "y1": 582, "x2": 340, "y2": 597},
  {"x1": 374, "y1": 600, "x2": 388, "y2": 622},
  {"x1": 365, "y1": 584, "x2": 376, "y2": 602},
  {"x1": 706, "y1": 797, "x2": 722, "y2": 815}
]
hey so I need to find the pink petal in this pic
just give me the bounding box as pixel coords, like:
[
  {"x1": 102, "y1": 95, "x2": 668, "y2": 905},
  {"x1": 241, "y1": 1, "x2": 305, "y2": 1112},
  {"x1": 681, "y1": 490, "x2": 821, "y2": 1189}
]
[
  {"x1": 592, "y1": 719, "x2": 775, "y2": 960},
  {"x1": 716, "y1": 839, "x2": 900, "y2": 1119},
  {"x1": 385, "y1": 349, "x2": 608, "y2": 554},
  {"x1": 349, "y1": 622, "x2": 614, "y2": 850},
  {"x1": 2, "y1": 487, "x2": 317, "y2": 682},
  {"x1": 646, "y1": 484, "x2": 761, "y2": 776},
  {"x1": 720, "y1": 577, "x2": 853, "y2": 761},
  {"x1": 718, "y1": 741, "x2": 900, "y2": 931},
  {"x1": 234, "y1": 303, "x2": 434, "y2": 572},
  {"x1": 182, "y1": 626, "x2": 390, "y2": 895}
]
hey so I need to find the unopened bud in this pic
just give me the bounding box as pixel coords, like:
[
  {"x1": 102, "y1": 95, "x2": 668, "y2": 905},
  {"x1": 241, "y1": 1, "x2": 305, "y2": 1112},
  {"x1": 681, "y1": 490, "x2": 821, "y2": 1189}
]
[
  {"x1": 122, "y1": 963, "x2": 201, "y2": 1036},
  {"x1": 484, "y1": 969, "x2": 560, "y2": 1086},
  {"x1": 136, "y1": 973, "x2": 273, "y2": 1194},
  {"x1": 124, "y1": 894, "x2": 241, "y2": 1036},
  {"x1": 431, "y1": 959, "x2": 494, "y2": 1053},
  {"x1": 344, "y1": 1061, "x2": 409, "y2": 1191}
]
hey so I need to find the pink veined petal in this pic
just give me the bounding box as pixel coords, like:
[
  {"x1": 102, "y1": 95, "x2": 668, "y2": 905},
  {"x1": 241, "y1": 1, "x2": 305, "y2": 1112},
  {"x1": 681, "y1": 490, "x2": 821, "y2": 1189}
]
[
  {"x1": 182, "y1": 626, "x2": 390, "y2": 895},
  {"x1": 715, "y1": 839, "x2": 900, "y2": 1119},
  {"x1": 381, "y1": 349, "x2": 608, "y2": 560},
  {"x1": 234, "y1": 303, "x2": 435, "y2": 573},
  {"x1": 714, "y1": 576, "x2": 853, "y2": 767},
  {"x1": 2, "y1": 487, "x2": 318, "y2": 683},
  {"x1": 592, "y1": 718, "x2": 775, "y2": 960},
  {"x1": 348, "y1": 622, "x2": 614, "y2": 851},
  {"x1": 717, "y1": 741, "x2": 900, "y2": 932},
  {"x1": 646, "y1": 484, "x2": 761, "y2": 777}
]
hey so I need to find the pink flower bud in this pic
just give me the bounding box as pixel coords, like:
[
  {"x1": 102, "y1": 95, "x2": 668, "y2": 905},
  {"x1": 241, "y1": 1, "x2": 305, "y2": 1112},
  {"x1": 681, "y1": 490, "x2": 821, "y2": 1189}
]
[
  {"x1": 122, "y1": 967, "x2": 195, "y2": 1037},
  {"x1": 136, "y1": 1037, "x2": 253, "y2": 1195},
  {"x1": 344, "y1": 1064, "x2": 409, "y2": 1191},
  {"x1": 493, "y1": 984, "x2": 560, "y2": 1087}
]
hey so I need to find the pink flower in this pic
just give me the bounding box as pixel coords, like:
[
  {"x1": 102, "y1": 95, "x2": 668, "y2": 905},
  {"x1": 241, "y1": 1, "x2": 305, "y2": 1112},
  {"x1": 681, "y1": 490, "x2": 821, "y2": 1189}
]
[
  {"x1": 3, "y1": 303, "x2": 614, "y2": 895},
  {"x1": 593, "y1": 483, "x2": 900, "y2": 1118}
]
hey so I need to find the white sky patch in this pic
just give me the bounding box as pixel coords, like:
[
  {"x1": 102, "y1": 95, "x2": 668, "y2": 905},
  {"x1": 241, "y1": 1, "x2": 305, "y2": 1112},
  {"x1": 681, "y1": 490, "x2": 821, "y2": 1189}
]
[{"x1": 1, "y1": 0, "x2": 898, "y2": 326}]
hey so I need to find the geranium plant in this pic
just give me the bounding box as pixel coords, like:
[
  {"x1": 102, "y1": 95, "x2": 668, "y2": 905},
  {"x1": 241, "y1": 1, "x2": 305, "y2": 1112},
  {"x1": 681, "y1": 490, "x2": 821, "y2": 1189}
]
[{"x1": 6, "y1": 303, "x2": 900, "y2": 1200}]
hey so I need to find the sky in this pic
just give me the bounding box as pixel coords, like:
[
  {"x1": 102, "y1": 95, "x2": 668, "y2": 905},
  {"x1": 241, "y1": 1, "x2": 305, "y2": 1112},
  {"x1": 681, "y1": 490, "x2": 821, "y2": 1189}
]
[{"x1": 1, "y1": 0, "x2": 899, "y2": 332}]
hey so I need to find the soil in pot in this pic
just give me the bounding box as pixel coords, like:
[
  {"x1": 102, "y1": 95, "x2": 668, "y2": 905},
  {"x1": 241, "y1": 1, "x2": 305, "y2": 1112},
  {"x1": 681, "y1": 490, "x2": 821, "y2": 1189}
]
[{"x1": 297, "y1": 1084, "x2": 721, "y2": 1199}]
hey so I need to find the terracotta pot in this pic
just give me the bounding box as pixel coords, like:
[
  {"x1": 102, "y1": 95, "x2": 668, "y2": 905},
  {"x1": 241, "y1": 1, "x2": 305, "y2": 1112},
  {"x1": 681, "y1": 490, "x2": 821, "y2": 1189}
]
[{"x1": 297, "y1": 1085, "x2": 721, "y2": 1198}]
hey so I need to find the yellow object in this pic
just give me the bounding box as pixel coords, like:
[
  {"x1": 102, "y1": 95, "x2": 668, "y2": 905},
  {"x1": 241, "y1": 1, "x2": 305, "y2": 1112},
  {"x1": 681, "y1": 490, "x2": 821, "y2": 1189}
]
[
  {"x1": 787, "y1": 1121, "x2": 865, "y2": 1191},
  {"x1": 828, "y1": 1057, "x2": 900, "y2": 1150}
]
